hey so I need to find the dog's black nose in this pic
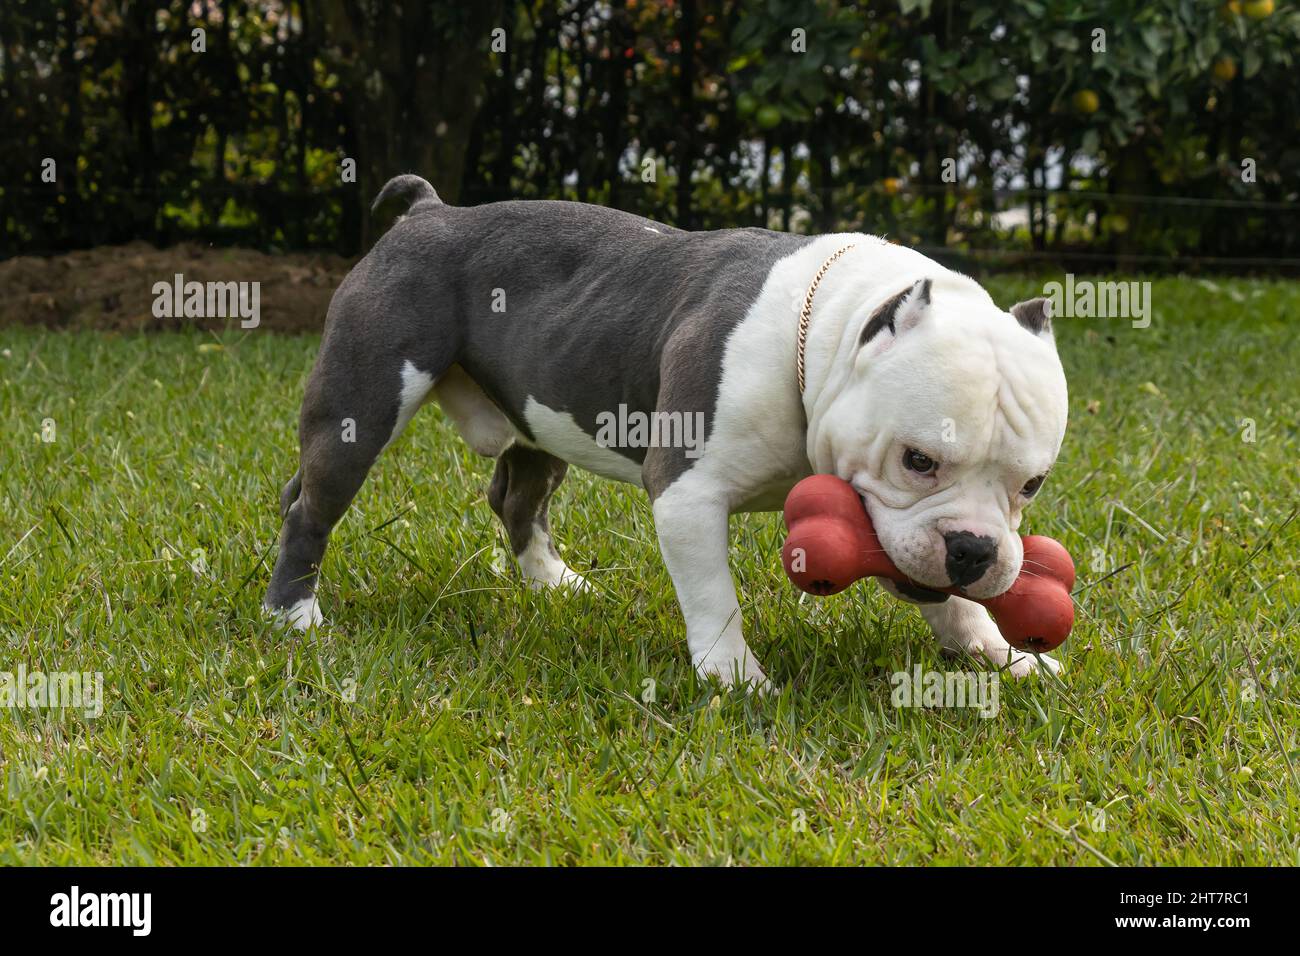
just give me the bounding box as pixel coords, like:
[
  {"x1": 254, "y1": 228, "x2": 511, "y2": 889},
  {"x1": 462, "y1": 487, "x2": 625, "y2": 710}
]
[{"x1": 944, "y1": 531, "x2": 997, "y2": 587}]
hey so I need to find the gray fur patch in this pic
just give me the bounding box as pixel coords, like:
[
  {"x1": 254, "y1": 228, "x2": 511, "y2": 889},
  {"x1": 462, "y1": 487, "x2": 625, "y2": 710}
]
[{"x1": 339, "y1": 196, "x2": 815, "y2": 494}]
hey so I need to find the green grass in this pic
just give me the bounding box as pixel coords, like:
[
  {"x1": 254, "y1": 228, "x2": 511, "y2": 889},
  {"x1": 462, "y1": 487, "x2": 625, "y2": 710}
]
[{"x1": 1, "y1": 274, "x2": 1297, "y2": 865}]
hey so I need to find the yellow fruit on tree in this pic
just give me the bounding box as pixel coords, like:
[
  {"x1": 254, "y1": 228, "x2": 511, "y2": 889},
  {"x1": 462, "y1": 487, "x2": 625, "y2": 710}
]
[
  {"x1": 1213, "y1": 57, "x2": 1238, "y2": 81},
  {"x1": 882, "y1": 178, "x2": 901, "y2": 196},
  {"x1": 1073, "y1": 89, "x2": 1100, "y2": 114},
  {"x1": 1104, "y1": 213, "x2": 1130, "y2": 234},
  {"x1": 1244, "y1": 0, "x2": 1274, "y2": 19}
]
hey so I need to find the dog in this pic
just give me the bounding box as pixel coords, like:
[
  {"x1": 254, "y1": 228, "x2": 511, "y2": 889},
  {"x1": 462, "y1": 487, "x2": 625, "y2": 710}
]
[{"x1": 263, "y1": 174, "x2": 1068, "y2": 688}]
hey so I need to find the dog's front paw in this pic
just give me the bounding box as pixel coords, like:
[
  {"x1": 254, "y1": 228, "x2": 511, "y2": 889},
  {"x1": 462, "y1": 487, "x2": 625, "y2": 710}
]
[
  {"x1": 693, "y1": 646, "x2": 771, "y2": 693},
  {"x1": 937, "y1": 620, "x2": 1063, "y2": 679},
  {"x1": 1021, "y1": 649, "x2": 1062, "y2": 677},
  {"x1": 556, "y1": 566, "x2": 594, "y2": 592},
  {"x1": 991, "y1": 643, "x2": 1062, "y2": 678},
  {"x1": 265, "y1": 596, "x2": 323, "y2": 632}
]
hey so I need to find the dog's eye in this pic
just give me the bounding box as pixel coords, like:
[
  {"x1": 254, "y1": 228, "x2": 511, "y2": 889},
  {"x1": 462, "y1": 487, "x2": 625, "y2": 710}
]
[
  {"x1": 1021, "y1": 474, "x2": 1046, "y2": 497},
  {"x1": 903, "y1": 448, "x2": 938, "y2": 475}
]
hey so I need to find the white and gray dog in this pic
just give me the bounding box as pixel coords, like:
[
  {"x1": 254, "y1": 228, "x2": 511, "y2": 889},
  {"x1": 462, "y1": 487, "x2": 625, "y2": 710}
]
[{"x1": 264, "y1": 175, "x2": 1068, "y2": 688}]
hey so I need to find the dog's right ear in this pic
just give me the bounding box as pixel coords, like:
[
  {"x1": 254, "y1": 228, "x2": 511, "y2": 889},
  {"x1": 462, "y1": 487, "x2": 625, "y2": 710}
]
[
  {"x1": 859, "y1": 278, "x2": 932, "y2": 347},
  {"x1": 1010, "y1": 297, "x2": 1054, "y2": 337}
]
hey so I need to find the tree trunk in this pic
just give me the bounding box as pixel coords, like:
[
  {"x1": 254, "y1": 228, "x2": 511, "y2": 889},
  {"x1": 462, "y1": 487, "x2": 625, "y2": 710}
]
[
  {"x1": 207, "y1": 0, "x2": 237, "y2": 233},
  {"x1": 605, "y1": 0, "x2": 630, "y2": 209},
  {"x1": 1112, "y1": 141, "x2": 1148, "y2": 270},
  {"x1": 316, "y1": 0, "x2": 503, "y2": 251},
  {"x1": 295, "y1": 0, "x2": 311, "y2": 242},
  {"x1": 59, "y1": 0, "x2": 82, "y2": 240},
  {"x1": 780, "y1": 133, "x2": 793, "y2": 232},
  {"x1": 675, "y1": 0, "x2": 696, "y2": 228},
  {"x1": 123, "y1": 0, "x2": 158, "y2": 242},
  {"x1": 814, "y1": 119, "x2": 835, "y2": 233},
  {"x1": 491, "y1": 1, "x2": 516, "y2": 201}
]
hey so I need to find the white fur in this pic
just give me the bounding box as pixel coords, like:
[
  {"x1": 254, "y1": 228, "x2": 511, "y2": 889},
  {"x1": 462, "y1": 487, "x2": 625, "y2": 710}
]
[
  {"x1": 521, "y1": 397, "x2": 645, "y2": 486},
  {"x1": 640, "y1": 237, "x2": 860, "y2": 687},
  {"x1": 802, "y1": 263, "x2": 1067, "y2": 600},
  {"x1": 652, "y1": 473, "x2": 768, "y2": 689},
  {"x1": 517, "y1": 523, "x2": 589, "y2": 591},
  {"x1": 271, "y1": 595, "x2": 322, "y2": 631},
  {"x1": 433, "y1": 364, "x2": 518, "y2": 456},
  {"x1": 646, "y1": 234, "x2": 1066, "y2": 683},
  {"x1": 382, "y1": 359, "x2": 435, "y2": 451}
]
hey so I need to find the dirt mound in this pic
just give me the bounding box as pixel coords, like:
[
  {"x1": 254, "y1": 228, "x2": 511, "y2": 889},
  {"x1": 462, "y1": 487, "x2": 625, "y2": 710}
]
[{"x1": 0, "y1": 242, "x2": 355, "y2": 333}]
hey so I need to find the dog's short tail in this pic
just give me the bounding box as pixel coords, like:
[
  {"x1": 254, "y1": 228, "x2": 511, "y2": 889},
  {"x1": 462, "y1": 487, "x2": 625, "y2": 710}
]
[{"x1": 370, "y1": 174, "x2": 441, "y2": 215}]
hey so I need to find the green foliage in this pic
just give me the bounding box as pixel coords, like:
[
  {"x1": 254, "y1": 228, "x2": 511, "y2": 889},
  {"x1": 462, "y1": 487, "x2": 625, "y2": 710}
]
[
  {"x1": 2, "y1": 1, "x2": 1297, "y2": 262},
  {"x1": 1, "y1": 0, "x2": 350, "y2": 254},
  {"x1": 729, "y1": 0, "x2": 859, "y2": 124}
]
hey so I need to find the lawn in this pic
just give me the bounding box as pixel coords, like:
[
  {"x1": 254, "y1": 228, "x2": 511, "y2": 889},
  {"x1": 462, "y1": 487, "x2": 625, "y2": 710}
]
[{"x1": 1, "y1": 274, "x2": 1297, "y2": 865}]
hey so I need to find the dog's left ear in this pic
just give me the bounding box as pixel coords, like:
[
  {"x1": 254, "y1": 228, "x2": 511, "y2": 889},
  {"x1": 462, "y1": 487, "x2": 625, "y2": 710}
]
[
  {"x1": 859, "y1": 278, "x2": 931, "y2": 347},
  {"x1": 1011, "y1": 297, "x2": 1054, "y2": 338}
]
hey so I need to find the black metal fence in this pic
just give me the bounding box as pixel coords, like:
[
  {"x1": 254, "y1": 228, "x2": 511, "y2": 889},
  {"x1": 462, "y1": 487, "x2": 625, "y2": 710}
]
[{"x1": 3, "y1": 0, "x2": 1298, "y2": 272}]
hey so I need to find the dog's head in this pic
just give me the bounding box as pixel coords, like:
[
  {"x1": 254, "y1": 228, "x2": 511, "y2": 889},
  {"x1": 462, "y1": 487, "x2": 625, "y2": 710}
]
[{"x1": 818, "y1": 277, "x2": 1067, "y2": 600}]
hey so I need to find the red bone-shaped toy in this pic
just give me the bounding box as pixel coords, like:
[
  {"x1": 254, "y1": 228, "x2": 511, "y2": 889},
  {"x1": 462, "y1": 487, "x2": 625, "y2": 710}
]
[{"x1": 781, "y1": 474, "x2": 1075, "y2": 652}]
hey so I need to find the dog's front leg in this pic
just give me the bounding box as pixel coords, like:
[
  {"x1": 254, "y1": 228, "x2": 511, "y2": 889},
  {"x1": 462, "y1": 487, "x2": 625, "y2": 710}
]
[
  {"x1": 919, "y1": 595, "x2": 1061, "y2": 677},
  {"x1": 651, "y1": 480, "x2": 768, "y2": 690}
]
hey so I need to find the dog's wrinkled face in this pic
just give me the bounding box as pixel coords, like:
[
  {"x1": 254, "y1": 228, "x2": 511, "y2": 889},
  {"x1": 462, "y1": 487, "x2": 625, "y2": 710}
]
[{"x1": 819, "y1": 279, "x2": 1068, "y2": 600}]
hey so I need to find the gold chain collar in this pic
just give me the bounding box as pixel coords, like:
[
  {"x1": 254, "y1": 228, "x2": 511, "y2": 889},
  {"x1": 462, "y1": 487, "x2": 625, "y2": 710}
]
[{"x1": 796, "y1": 243, "x2": 857, "y2": 394}]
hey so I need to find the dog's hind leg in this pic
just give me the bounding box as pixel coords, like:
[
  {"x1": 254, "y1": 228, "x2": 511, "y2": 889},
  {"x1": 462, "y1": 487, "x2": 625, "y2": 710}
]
[
  {"x1": 263, "y1": 346, "x2": 436, "y2": 629},
  {"x1": 487, "y1": 445, "x2": 589, "y2": 590}
]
